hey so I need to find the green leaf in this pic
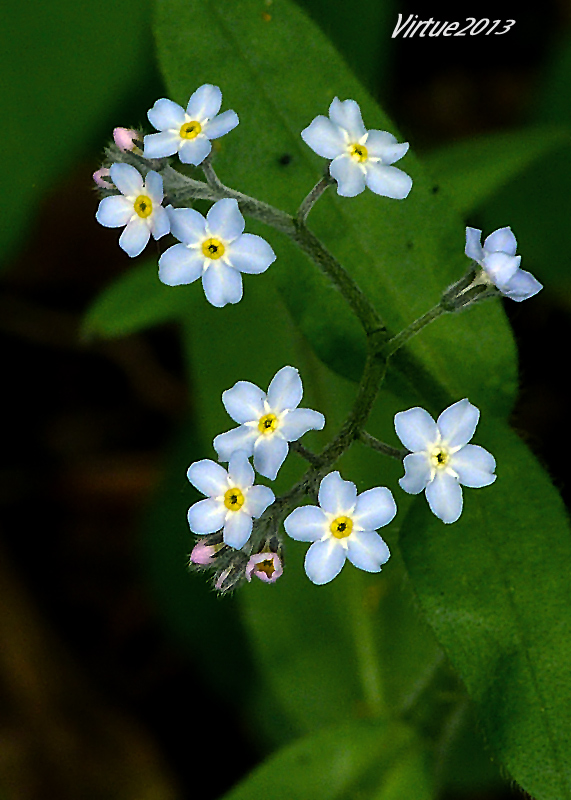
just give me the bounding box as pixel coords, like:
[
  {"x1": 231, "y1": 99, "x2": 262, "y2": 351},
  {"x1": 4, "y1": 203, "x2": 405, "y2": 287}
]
[
  {"x1": 154, "y1": 0, "x2": 518, "y2": 417},
  {"x1": 424, "y1": 126, "x2": 569, "y2": 215},
  {"x1": 399, "y1": 419, "x2": 571, "y2": 800},
  {"x1": 371, "y1": 746, "x2": 433, "y2": 800}
]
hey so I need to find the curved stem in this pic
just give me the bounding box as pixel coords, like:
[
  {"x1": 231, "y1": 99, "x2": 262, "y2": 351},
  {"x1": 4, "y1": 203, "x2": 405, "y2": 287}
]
[
  {"x1": 382, "y1": 302, "x2": 446, "y2": 359},
  {"x1": 359, "y1": 431, "x2": 408, "y2": 461},
  {"x1": 296, "y1": 174, "x2": 333, "y2": 225}
]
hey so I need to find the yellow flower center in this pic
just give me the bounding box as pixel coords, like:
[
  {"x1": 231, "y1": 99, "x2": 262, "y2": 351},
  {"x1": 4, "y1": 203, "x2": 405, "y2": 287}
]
[
  {"x1": 224, "y1": 487, "x2": 245, "y2": 512},
  {"x1": 330, "y1": 515, "x2": 353, "y2": 539},
  {"x1": 349, "y1": 143, "x2": 368, "y2": 163},
  {"x1": 202, "y1": 238, "x2": 225, "y2": 259},
  {"x1": 258, "y1": 413, "x2": 278, "y2": 435},
  {"x1": 134, "y1": 195, "x2": 153, "y2": 218},
  {"x1": 180, "y1": 120, "x2": 202, "y2": 139},
  {"x1": 256, "y1": 558, "x2": 276, "y2": 579},
  {"x1": 431, "y1": 448, "x2": 449, "y2": 469}
]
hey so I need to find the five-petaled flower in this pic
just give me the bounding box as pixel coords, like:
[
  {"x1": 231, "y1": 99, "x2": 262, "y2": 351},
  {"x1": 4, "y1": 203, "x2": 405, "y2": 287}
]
[
  {"x1": 214, "y1": 366, "x2": 325, "y2": 480},
  {"x1": 95, "y1": 163, "x2": 170, "y2": 257},
  {"x1": 284, "y1": 472, "x2": 394, "y2": 585},
  {"x1": 301, "y1": 97, "x2": 412, "y2": 199},
  {"x1": 395, "y1": 399, "x2": 496, "y2": 524},
  {"x1": 187, "y1": 451, "x2": 275, "y2": 550},
  {"x1": 159, "y1": 198, "x2": 276, "y2": 307},
  {"x1": 144, "y1": 84, "x2": 239, "y2": 165},
  {"x1": 465, "y1": 226, "x2": 542, "y2": 302}
]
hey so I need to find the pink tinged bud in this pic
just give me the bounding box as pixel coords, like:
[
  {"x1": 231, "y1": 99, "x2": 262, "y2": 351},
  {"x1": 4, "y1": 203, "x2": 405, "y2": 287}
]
[
  {"x1": 190, "y1": 540, "x2": 218, "y2": 566},
  {"x1": 215, "y1": 567, "x2": 232, "y2": 592},
  {"x1": 246, "y1": 553, "x2": 283, "y2": 584},
  {"x1": 93, "y1": 167, "x2": 112, "y2": 187},
  {"x1": 113, "y1": 127, "x2": 140, "y2": 152}
]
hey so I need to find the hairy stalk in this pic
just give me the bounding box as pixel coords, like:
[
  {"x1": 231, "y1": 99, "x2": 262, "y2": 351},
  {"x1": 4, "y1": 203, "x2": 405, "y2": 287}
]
[
  {"x1": 296, "y1": 174, "x2": 334, "y2": 225},
  {"x1": 382, "y1": 302, "x2": 447, "y2": 359},
  {"x1": 359, "y1": 431, "x2": 408, "y2": 461}
]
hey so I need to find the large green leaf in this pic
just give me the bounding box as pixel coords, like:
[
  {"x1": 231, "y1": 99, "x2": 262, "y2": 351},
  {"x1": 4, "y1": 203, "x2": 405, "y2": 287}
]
[
  {"x1": 154, "y1": 0, "x2": 517, "y2": 417},
  {"x1": 399, "y1": 419, "x2": 571, "y2": 800}
]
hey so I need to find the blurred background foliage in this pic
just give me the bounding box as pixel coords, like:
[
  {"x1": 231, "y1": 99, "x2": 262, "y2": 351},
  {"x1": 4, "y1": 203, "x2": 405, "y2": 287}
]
[{"x1": 1, "y1": 1, "x2": 571, "y2": 799}]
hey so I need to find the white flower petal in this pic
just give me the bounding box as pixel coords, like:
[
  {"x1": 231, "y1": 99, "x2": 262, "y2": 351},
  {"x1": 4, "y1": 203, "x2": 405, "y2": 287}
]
[
  {"x1": 346, "y1": 530, "x2": 390, "y2": 572},
  {"x1": 267, "y1": 366, "x2": 303, "y2": 414},
  {"x1": 329, "y1": 155, "x2": 366, "y2": 197},
  {"x1": 187, "y1": 498, "x2": 226, "y2": 534},
  {"x1": 394, "y1": 407, "x2": 437, "y2": 452},
  {"x1": 483, "y1": 252, "x2": 521, "y2": 286},
  {"x1": 253, "y1": 435, "x2": 289, "y2": 480},
  {"x1": 366, "y1": 131, "x2": 409, "y2": 164},
  {"x1": 284, "y1": 505, "x2": 328, "y2": 542},
  {"x1": 149, "y1": 205, "x2": 170, "y2": 240},
  {"x1": 305, "y1": 538, "x2": 346, "y2": 585},
  {"x1": 279, "y1": 408, "x2": 325, "y2": 441},
  {"x1": 159, "y1": 244, "x2": 204, "y2": 286},
  {"x1": 222, "y1": 381, "x2": 266, "y2": 424},
  {"x1": 228, "y1": 450, "x2": 254, "y2": 488},
  {"x1": 484, "y1": 226, "x2": 517, "y2": 256},
  {"x1": 465, "y1": 227, "x2": 484, "y2": 263},
  {"x1": 318, "y1": 471, "x2": 357, "y2": 515},
  {"x1": 179, "y1": 136, "x2": 212, "y2": 165},
  {"x1": 353, "y1": 487, "x2": 396, "y2": 530},
  {"x1": 96, "y1": 195, "x2": 133, "y2": 228},
  {"x1": 301, "y1": 115, "x2": 346, "y2": 159},
  {"x1": 119, "y1": 217, "x2": 150, "y2": 258},
  {"x1": 187, "y1": 459, "x2": 229, "y2": 496},
  {"x1": 168, "y1": 207, "x2": 207, "y2": 245},
  {"x1": 186, "y1": 84, "x2": 222, "y2": 121},
  {"x1": 244, "y1": 485, "x2": 275, "y2": 518},
  {"x1": 214, "y1": 426, "x2": 257, "y2": 461},
  {"x1": 110, "y1": 163, "x2": 143, "y2": 198},
  {"x1": 144, "y1": 171, "x2": 164, "y2": 203},
  {"x1": 202, "y1": 263, "x2": 243, "y2": 307},
  {"x1": 227, "y1": 234, "x2": 276, "y2": 274},
  {"x1": 203, "y1": 109, "x2": 239, "y2": 139},
  {"x1": 148, "y1": 98, "x2": 186, "y2": 131},
  {"x1": 329, "y1": 97, "x2": 366, "y2": 140},
  {"x1": 206, "y1": 198, "x2": 245, "y2": 242},
  {"x1": 399, "y1": 453, "x2": 432, "y2": 494},
  {"x1": 451, "y1": 444, "x2": 496, "y2": 488},
  {"x1": 365, "y1": 163, "x2": 412, "y2": 199},
  {"x1": 143, "y1": 130, "x2": 181, "y2": 159},
  {"x1": 501, "y1": 268, "x2": 543, "y2": 302},
  {"x1": 425, "y1": 473, "x2": 463, "y2": 524},
  {"x1": 223, "y1": 511, "x2": 252, "y2": 549},
  {"x1": 437, "y1": 399, "x2": 479, "y2": 448}
]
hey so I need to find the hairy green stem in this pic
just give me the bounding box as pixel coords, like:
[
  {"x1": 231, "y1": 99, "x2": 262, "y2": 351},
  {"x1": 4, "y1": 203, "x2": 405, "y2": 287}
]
[
  {"x1": 359, "y1": 431, "x2": 408, "y2": 461},
  {"x1": 382, "y1": 302, "x2": 447, "y2": 359},
  {"x1": 296, "y1": 174, "x2": 334, "y2": 225}
]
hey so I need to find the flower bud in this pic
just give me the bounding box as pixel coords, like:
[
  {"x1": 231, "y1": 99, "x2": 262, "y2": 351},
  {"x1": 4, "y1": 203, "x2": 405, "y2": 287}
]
[
  {"x1": 113, "y1": 127, "x2": 141, "y2": 152},
  {"x1": 213, "y1": 557, "x2": 247, "y2": 594},
  {"x1": 92, "y1": 167, "x2": 112, "y2": 187},
  {"x1": 246, "y1": 551, "x2": 283, "y2": 584},
  {"x1": 190, "y1": 540, "x2": 218, "y2": 566}
]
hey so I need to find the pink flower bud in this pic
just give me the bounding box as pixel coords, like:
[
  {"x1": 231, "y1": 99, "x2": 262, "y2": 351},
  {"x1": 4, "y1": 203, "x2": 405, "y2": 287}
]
[
  {"x1": 190, "y1": 539, "x2": 218, "y2": 566},
  {"x1": 246, "y1": 552, "x2": 283, "y2": 584},
  {"x1": 92, "y1": 167, "x2": 112, "y2": 187},
  {"x1": 113, "y1": 127, "x2": 140, "y2": 152},
  {"x1": 214, "y1": 567, "x2": 232, "y2": 591}
]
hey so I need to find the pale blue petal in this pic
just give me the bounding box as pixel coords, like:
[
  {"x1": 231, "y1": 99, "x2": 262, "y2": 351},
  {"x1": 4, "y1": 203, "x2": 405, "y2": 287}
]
[
  {"x1": 206, "y1": 198, "x2": 245, "y2": 241},
  {"x1": 168, "y1": 207, "x2": 206, "y2": 245},
  {"x1": 465, "y1": 227, "x2": 484, "y2": 262},
  {"x1": 148, "y1": 98, "x2": 186, "y2": 131},
  {"x1": 267, "y1": 366, "x2": 302, "y2": 413},
  {"x1": 484, "y1": 226, "x2": 517, "y2": 256},
  {"x1": 96, "y1": 195, "x2": 133, "y2": 228},
  {"x1": 158, "y1": 244, "x2": 204, "y2": 286},
  {"x1": 318, "y1": 471, "x2": 357, "y2": 515},
  {"x1": 222, "y1": 381, "x2": 265, "y2": 424},
  {"x1": 253, "y1": 435, "x2": 289, "y2": 480},
  {"x1": 119, "y1": 217, "x2": 150, "y2": 257},
  {"x1": 279, "y1": 408, "x2": 325, "y2": 441},
  {"x1": 228, "y1": 450, "x2": 254, "y2": 488},
  {"x1": 425, "y1": 473, "x2": 463, "y2": 524},
  {"x1": 187, "y1": 459, "x2": 229, "y2": 496},
  {"x1": 347, "y1": 531, "x2": 390, "y2": 572},
  {"x1": 143, "y1": 130, "x2": 181, "y2": 159},
  {"x1": 149, "y1": 205, "x2": 170, "y2": 240},
  {"x1": 437, "y1": 399, "x2": 479, "y2": 448},
  {"x1": 202, "y1": 263, "x2": 243, "y2": 307},
  {"x1": 110, "y1": 163, "x2": 143, "y2": 197},
  {"x1": 301, "y1": 115, "x2": 346, "y2": 159},
  {"x1": 353, "y1": 487, "x2": 396, "y2": 530},
  {"x1": 483, "y1": 252, "x2": 520, "y2": 286},
  {"x1": 394, "y1": 407, "x2": 437, "y2": 452},
  {"x1": 179, "y1": 136, "x2": 212, "y2": 165},
  {"x1": 214, "y1": 426, "x2": 257, "y2": 461},
  {"x1": 329, "y1": 97, "x2": 366, "y2": 140},
  {"x1": 500, "y1": 268, "x2": 542, "y2": 302},
  {"x1": 144, "y1": 171, "x2": 164, "y2": 203},
  {"x1": 245, "y1": 485, "x2": 275, "y2": 518},
  {"x1": 365, "y1": 131, "x2": 408, "y2": 163},
  {"x1": 399, "y1": 453, "x2": 431, "y2": 495},
  {"x1": 186, "y1": 84, "x2": 222, "y2": 121},
  {"x1": 329, "y1": 155, "x2": 366, "y2": 197},
  {"x1": 204, "y1": 109, "x2": 239, "y2": 139},
  {"x1": 284, "y1": 505, "x2": 328, "y2": 542},
  {"x1": 227, "y1": 234, "x2": 276, "y2": 273},
  {"x1": 223, "y1": 511, "x2": 252, "y2": 549},
  {"x1": 451, "y1": 444, "x2": 496, "y2": 488},
  {"x1": 187, "y1": 498, "x2": 226, "y2": 534},
  {"x1": 365, "y1": 163, "x2": 412, "y2": 199},
  {"x1": 305, "y1": 539, "x2": 346, "y2": 585}
]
